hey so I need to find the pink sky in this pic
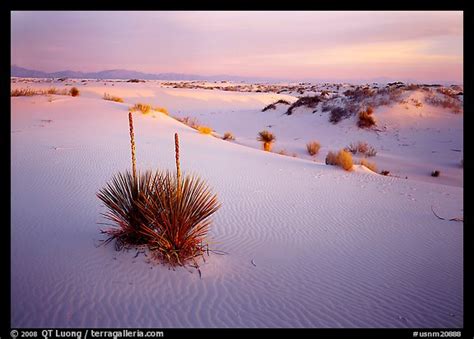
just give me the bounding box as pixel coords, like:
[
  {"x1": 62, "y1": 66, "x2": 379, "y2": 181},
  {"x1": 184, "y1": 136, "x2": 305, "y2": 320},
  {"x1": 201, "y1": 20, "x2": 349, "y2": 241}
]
[{"x1": 11, "y1": 11, "x2": 463, "y2": 83}]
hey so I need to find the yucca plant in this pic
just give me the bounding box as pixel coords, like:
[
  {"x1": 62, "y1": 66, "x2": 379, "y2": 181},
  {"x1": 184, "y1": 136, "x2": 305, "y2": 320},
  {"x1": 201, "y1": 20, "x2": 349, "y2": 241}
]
[
  {"x1": 137, "y1": 133, "x2": 220, "y2": 266},
  {"x1": 137, "y1": 172, "x2": 220, "y2": 266},
  {"x1": 257, "y1": 130, "x2": 276, "y2": 152},
  {"x1": 97, "y1": 170, "x2": 159, "y2": 250}
]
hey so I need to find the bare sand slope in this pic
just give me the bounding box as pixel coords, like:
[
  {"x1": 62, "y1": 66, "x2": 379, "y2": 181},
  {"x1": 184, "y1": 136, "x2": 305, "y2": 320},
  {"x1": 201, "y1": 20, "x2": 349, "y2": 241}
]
[{"x1": 11, "y1": 90, "x2": 462, "y2": 327}]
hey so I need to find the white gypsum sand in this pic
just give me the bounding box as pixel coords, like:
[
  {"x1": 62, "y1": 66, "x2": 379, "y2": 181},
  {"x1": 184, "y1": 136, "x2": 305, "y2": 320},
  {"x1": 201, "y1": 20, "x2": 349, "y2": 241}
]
[{"x1": 11, "y1": 79, "x2": 462, "y2": 327}]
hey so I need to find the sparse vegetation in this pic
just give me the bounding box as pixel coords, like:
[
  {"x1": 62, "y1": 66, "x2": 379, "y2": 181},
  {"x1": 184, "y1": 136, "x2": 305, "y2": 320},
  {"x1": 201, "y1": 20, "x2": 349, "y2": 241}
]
[
  {"x1": 329, "y1": 107, "x2": 351, "y2": 124},
  {"x1": 424, "y1": 92, "x2": 462, "y2": 114},
  {"x1": 153, "y1": 106, "x2": 169, "y2": 115},
  {"x1": 306, "y1": 141, "x2": 321, "y2": 156},
  {"x1": 325, "y1": 149, "x2": 353, "y2": 171},
  {"x1": 257, "y1": 130, "x2": 276, "y2": 152},
  {"x1": 360, "y1": 158, "x2": 377, "y2": 172},
  {"x1": 11, "y1": 87, "x2": 68, "y2": 97},
  {"x1": 197, "y1": 126, "x2": 213, "y2": 135},
  {"x1": 286, "y1": 96, "x2": 321, "y2": 115},
  {"x1": 262, "y1": 99, "x2": 291, "y2": 112},
  {"x1": 176, "y1": 116, "x2": 200, "y2": 129},
  {"x1": 130, "y1": 103, "x2": 152, "y2": 114},
  {"x1": 103, "y1": 93, "x2": 124, "y2": 103},
  {"x1": 345, "y1": 141, "x2": 377, "y2": 157},
  {"x1": 357, "y1": 106, "x2": 376, "y2": 128},
  {"x1": 223, "y1": 132, "x2": 235, "y2": 141},
  {"x1": 380, "y1": 170, "x2": 390, "y2": 176}
]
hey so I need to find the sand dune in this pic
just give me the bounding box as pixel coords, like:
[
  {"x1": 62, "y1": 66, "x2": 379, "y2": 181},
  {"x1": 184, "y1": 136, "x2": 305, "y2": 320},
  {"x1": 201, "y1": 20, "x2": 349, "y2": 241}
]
[{"x1": 11, "y1": 80, "x2": 462, "y2": 327}]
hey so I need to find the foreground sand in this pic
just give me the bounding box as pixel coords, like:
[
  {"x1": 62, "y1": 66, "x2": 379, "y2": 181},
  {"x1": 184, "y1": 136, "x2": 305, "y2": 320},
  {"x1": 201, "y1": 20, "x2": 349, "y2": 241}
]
[{"x1": 11, "y1": 80, "x2": 462, "y2": 327}]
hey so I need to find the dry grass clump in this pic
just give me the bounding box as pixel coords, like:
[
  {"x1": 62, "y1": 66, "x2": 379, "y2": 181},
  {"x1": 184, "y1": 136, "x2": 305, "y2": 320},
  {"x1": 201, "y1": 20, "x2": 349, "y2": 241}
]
[
  {"x1": 197, "y1": 126, "x2": 213, "y2": 134},
  {"x1": 357, "y1": 106, "x2": 376, "y2": 128},
  {"x1": 103, "y1": 93, "x2": 124, "y2": 103},
  {"x1": 154, "y1": 106, "x2": 169, "y2": 115},
  {"x1": 360, "y1": 158, "x2": 377, "y2": 172},
  {"x1": 345, "y1": 141, "x2": 377, "y2": 157},
  {"x1": 257, "y1": 130, "x2": 276, "y2": 151},
  {"x1": 223, "y1": 132, "x2": 235, "y2": 141},
  {"x1": 262, "y1": 99, "x2": 291, "y2": 112},
  {"x1": 69, "y1": 87, "x2": 80, "y2": 97},
  {"x1": 325, "y1": 149, "x2": 353, "y2": 171},
  {"x1": 11, "y1": 87, "x2": 69, "y2": 96},
  {"x1": 130, "y1": 103, "x2": 152, "y2": 114},
  {"x1": 176, "y1": 116, "x2": 200, "y2": 129},
  {"x1": 306, "y1": 141, "x2": 321, "y2": 156}
]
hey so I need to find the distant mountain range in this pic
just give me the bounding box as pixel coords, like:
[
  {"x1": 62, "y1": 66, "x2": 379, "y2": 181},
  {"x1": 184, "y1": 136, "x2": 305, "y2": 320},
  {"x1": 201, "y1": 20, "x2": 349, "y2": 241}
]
[
  {"x1": 10, "y1": 65, "x2": 282, "y2": 83},
  {"x1": 11, "y1": 65, "x2": 459, "y2": 85}
]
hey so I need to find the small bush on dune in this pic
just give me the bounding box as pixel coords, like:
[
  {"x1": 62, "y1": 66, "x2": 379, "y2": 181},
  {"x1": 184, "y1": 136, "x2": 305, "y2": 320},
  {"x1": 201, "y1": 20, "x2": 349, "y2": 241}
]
[
  {"x1": 197, "y1": 126, "x2": 213, "y2": 134},
  {"x1": 154, "y1": 106, "x2": 169, "y2": 115},
  {"x1": 176, "y1": 116, "x2": 200, "y2": 129},
  {"x1": 431, "y1": 170, "x2": 440, "y2": 177},
  {"x1": 345, "y1": 141, "x2": 377, "y2": 157},
  {"x1": 306, "y1": 141, "x2": 321, "y2": 156},
  {"x1": 103, "y1": 93, "x2": 124, "y2": 103},
  {"x1": 357, "y1": 106, "x2": 376, "y2": 128},
  {"x1": 360, "y1": 158, "x2": 377, "y2": 172},
  {"x1": 325, "y1": 149, "x2": 353, "y2": 171},
  {"x1": 223, "y1": 132, "x2": 235, "y2": 141},
  {"x1": 329, "y1": 107, "x2": 351, "y2": 124},
  {"x1": 257, "y1": 130, "x2": 276, "y2": 151},
  {"x1": 69, "y1": 87, "x2": 80, "y2": 97},
  {"x1": 325, "y1": 151, "x2": 339, "y2": 165},
  {"x1": 131, "y1": 103, "x2": 152, "y2": 114},
  {"x1": 380, "y1": 170, "x2": 390, "y2": 176}
]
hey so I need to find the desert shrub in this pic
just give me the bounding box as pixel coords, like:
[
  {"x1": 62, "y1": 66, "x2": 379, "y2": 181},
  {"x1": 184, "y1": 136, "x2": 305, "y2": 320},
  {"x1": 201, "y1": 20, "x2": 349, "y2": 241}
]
[
  {"x1": 329, "y1": 107, "x2": 351, "y2": 124},
  {"x1": 345, "y1": 141, "x2": 377, "y2": 157},
  {"x1": 406, "y1": 83, "x2": 421, "y2": 91},
  {"x1": 11, "y1": 88, "x2": 37, "y2": 96},
  {"x1": 137, "y1": 171, "x2": 220, "y2": 266},
  {"x1": 424, "y1": 93, "x2": 462, "y2": 114},
  {"x1": 197, "y1": 126, "x2": 213, "y2": 134},
  {"x1": 306, "y1": 141, "x2": 321, "y2": 156},
  {"x1": 131, "y1": 103, "x2": 152, "y2": 114},
  {"x1": 262, "y1": 99, "x2": 291, "y2": 112},
  {"x1": 286, "y1": 96, "x2": 321, "y2": 115},
  {"x1": 177, "y1": 116, "x2": 200, "y2": 129},
  {"x1": 127, "y1": 79, "x2": 145, "y2": 83},
  {"x1": 325, "y1": 151, "x2": 338, "y2": 165},
  {"x1": 337, "y1": 149, "x2": 353, "y2": 171},
  {"x1": 344, "y1": 86, "x2": 375, "y2": 101},
  {"x1": 97, "y1": 170, "x2": 158, "y2": 249},
  {"x1": 360, "y1": 158, "x2": 377, "y2": 172},
  {"x1": 154, "y1": 106, "x2": 169, "y2": 115},
  {"x1": 431, "y1": 170, "x2": 440, "y2": 177},
  {"x1": 223, "y1": 132, "x2": 235, "y2": 141},
  {"x1": 103, "y1": 93, "x2": 124, "y2": 103},
  {"x1": 69, "y1": 87, "x2": 80, "y2": 97},
  {"x1": 380, "y1": 170, "x2": 390, "y2": 176},
  {"x1": 357, "y1": 106, "x2": 376, "y2": 128},
  {"x1": 257, "y1": 130, "x2": 276, "y2": 151},
  {"x1": 11, "y1": 87, "x2": 69, "y2": 97},
  {"x1": 325, "y1": 149, "x2": 353, "y2": 171}
]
